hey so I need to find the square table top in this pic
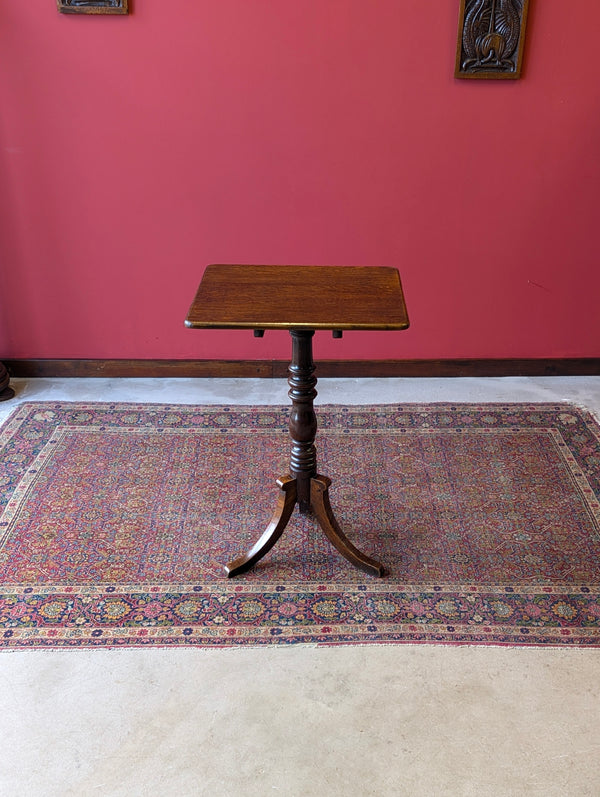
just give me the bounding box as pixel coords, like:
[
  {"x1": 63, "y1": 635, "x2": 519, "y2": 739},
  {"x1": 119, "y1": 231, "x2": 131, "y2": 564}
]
[{"x1": 185, "y1": 264, "x2": 410, "y2": 332}]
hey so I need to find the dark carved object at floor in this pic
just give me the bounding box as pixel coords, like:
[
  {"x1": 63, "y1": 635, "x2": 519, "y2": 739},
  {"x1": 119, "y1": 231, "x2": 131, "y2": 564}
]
[
  {"x1": 455, "y1": 0, "x2": 529, "y2": 79},
  {"x1": 57, "y1": 0, "x2": 128, "y2": 14},
  {"x1": 0, "y1": 362, "x2": 14, "y2": 402}
]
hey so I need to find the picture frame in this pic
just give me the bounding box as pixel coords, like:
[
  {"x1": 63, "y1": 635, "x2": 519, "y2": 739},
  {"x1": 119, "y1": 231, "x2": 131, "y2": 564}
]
[
  {"x1": 455, "y1": 0, "x2": 530, "y2": 80},
  {"x1": 57, "y1": 0, "x2": 128, "y2": 14}
]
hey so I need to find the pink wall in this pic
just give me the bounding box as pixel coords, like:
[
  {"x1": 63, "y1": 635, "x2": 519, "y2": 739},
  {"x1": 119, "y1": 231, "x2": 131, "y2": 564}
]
[{"x1": 1, "y1": 1, "x2": 599, "y2": 362}]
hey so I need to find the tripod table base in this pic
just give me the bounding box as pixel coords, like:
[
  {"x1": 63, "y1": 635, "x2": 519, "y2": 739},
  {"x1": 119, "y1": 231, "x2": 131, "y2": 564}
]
[{"x1": 225, "y1": 474, "x2": 386, "y2": 578}]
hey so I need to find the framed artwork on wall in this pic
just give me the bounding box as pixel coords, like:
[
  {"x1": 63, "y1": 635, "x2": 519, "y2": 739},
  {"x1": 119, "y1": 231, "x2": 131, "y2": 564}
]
[
  {"x1": 57, "y1": 0, "x2": 128, "y2": 14},
  {"x1": 455, "y1": 0, "x2": 530, "y2": 79}
]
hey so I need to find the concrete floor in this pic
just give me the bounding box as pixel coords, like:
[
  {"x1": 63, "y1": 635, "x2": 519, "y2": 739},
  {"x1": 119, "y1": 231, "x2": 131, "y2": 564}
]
[{"x1": 1, "y1": 376, "x2": 599, "y2": 797}]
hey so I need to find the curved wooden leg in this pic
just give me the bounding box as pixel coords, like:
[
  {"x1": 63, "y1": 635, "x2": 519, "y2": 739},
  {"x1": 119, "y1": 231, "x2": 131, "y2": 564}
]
[
  {"x1": 225, "y1": 476, "x2": 297, "y2": 577},
  {"x1": 310, "y1": 475, "x2": 386, "y2": 578}
]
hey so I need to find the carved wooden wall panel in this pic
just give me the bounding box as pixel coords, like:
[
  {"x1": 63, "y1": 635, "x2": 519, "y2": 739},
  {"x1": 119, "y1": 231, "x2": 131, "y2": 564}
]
[
  {"x1": 455, "y1": 0, "x2": 529, "y2": 79},
  {"x1": 57, "y1": 0, "x2": 128, "y2": 14}
]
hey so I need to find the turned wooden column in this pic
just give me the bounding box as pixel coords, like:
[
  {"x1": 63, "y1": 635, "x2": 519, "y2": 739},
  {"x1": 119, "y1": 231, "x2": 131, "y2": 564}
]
[
  {"x1": 0, "y1": 362, "x2": 14, "y2": 401},
  {"x1": 287, "y1": 330, "x2": 318, "y2": 510}
]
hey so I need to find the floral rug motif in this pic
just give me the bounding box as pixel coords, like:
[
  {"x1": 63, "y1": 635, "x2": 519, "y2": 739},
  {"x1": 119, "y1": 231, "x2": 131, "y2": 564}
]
[{"x1": 1, "y1": 401, "x2": 600, "y2": 648}]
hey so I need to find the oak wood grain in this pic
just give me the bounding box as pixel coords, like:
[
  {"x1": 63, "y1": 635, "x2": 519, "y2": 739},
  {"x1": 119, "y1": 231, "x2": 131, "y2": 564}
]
[{"x1": 185, "y1": 264, "x2": 410, "y2": 331}]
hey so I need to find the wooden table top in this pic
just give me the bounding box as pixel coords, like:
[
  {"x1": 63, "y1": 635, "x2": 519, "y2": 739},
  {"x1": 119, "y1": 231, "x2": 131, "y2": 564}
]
[{"x1": 185, "y1": 264, "x2": 410, "y2": 331}]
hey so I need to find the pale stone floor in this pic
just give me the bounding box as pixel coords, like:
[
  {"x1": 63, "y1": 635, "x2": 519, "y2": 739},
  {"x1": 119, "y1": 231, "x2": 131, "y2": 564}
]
[{"x1": 1, "y1": 376, "x2": 600, "y2": 797}]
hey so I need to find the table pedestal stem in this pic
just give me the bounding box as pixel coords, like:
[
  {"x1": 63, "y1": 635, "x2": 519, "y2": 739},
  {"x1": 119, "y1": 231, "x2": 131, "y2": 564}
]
[
  {"x1": 288, "y1": 330, "x2": 317, "y2": 510},
  {"x1": 225, "y1": 330, "x2": 385, "y2": 578}
]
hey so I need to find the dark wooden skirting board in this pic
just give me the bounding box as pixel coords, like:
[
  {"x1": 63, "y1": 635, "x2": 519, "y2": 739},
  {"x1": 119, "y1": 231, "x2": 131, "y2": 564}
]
[
  {"x1": 4, "y1": 359, "x2": 600, "y2": 379},
  {"x1": 5, "y1": 360, "x2": 271, "y2": 378}
]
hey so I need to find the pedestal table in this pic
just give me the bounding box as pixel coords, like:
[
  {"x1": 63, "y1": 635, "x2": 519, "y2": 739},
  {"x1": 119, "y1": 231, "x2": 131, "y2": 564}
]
[{"x1": 185, "y1": 264, "x2": 410, "y2": 577}]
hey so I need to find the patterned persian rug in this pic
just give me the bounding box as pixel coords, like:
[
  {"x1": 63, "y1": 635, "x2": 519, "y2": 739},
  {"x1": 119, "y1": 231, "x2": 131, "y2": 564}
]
[{"x1": 1, "y1": 401, "x2": 600, "y2": 649}]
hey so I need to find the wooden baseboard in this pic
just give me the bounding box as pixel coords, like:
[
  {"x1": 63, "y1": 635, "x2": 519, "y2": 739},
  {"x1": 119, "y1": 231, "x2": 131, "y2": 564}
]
[{"x1": 3, "y1": 358, "x2": 600, "y2": 379}]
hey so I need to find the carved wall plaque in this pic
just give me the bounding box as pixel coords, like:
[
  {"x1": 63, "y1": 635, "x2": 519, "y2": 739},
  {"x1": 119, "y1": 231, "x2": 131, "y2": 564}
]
[
  {"x1": 57, "y1": 0, "x2": 128, "y2": 14},
  {"x1": 455, "y1": 0, "x2": 529, "y2": 79}
]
